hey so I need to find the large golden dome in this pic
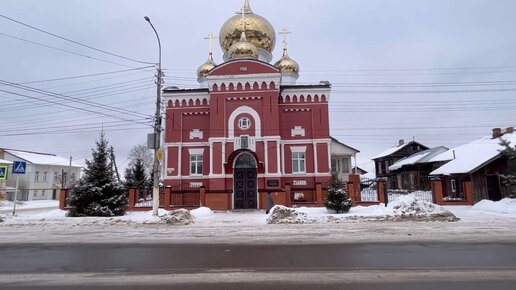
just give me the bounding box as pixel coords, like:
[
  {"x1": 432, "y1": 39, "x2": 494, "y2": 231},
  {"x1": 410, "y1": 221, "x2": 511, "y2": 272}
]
[{"x1": 219, "y1": 0, "x2": 276, "y2": 61}]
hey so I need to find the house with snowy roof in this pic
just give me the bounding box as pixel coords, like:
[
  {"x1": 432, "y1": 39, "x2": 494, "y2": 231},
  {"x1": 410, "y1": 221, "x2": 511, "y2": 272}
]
[
  {"x1": 387, "y1": 146, "x2": 449, "y2": 192},
  {"x1": 0, "y1": 149, "x2": 82, "y2": 201},
  {"x1": 330, "y1": 137, "x2": 360, "y2": 183},
  {"x1": 429, "y1": 127, "x2": 515, "y2": 205},
  {"x1": 372, "y1": 139, "x2": 429, "y2": 190}
]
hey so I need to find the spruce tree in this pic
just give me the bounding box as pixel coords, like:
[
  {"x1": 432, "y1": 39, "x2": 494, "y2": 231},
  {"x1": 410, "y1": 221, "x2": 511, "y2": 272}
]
[
  {"x1": 124, "y1": 156, "x2": 149, "y2": 198},
  {"x1": 324, "y1": 173, "x2": 353, "y2": 213},
  {"x1": 67, "y1": 133, "x2": 128, "y2": 217},
  {"x1": 500, "y1": 139, "x2": 516, "y2": 198}
]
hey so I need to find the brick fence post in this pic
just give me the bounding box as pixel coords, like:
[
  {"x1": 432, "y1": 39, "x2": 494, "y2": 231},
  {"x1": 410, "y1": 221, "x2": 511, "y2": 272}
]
[
  {"x1": 463, "y1": 181, "x2": 474, "y2": 205},
  {"x1": 284, "y1": 183, "x2": 291, "y2": 207},
  {"x1": 199, "y1": 186, "x2": 206, "y2": 207},
  {"x1": 59, "y1": 189, "x2": 68, "y2": 210},
  {"x1": 316, "y1": 182, "x2": 324, "y2": 206},
  {"x1": 377, "y1": 180, "x2": 386, "y2": 205},
  {"x1": 127, "y1": 188, "x2": 135, "y2": 211},
  {"x1": 347, "y1": 182, "x2": 355, "y2": 201},
  {"x1": 163, "y1": 187, "x2": 171, "y2": 210},
  {"x1": 433, "y1": 180, "x2": 444, "y2": 205}
]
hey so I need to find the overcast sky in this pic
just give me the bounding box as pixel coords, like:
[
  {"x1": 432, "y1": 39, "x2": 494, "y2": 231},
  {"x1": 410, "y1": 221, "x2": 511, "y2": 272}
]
[{"x1": 1, "y1": 0, "x2": 515, "y2": 173}]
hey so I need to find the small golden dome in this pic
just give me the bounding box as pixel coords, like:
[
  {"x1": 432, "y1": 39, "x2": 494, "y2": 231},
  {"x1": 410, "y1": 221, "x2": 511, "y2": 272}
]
[
  {"x1": 274, "y1": 48, "x2": 299, "y2": 74},
  {"x1": 227, "y1": 32, "x2": 258, "y2": 60},
  {"x1": 197, "y1": 52, "x2": 216, "y2": 79},
  {"x1": 219, "y1": 0, "x2": 276, "y2": 55}
]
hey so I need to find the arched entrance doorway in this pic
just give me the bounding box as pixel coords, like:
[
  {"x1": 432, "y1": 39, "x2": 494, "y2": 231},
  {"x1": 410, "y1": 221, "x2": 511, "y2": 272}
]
[{"x1": 233, "y1": 152, "x2": 258, "y2": 209}]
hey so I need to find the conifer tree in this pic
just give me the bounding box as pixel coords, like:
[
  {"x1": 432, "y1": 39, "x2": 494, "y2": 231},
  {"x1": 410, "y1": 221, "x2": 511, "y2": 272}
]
[
  {"x1": 67, "y1": 133, "x2": 128, "y2": 216},
  {"x1": 124, "y1": 156, "x2": 150, "y2": 198},
  {"x1": 499, "y1": 139, "x2": 516, "y2": 198},
  {"x1": 324, "y1": 173, "x2": 353, "y2": 213}
]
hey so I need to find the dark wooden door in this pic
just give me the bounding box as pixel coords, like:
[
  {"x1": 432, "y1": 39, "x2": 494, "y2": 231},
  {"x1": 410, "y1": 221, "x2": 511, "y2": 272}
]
[
  {"x1": 486, "y1": 175, "x2": 502, "y2": 201},
  {"x1": 234, "y1": 168, "x2": 257, "y2": 209}
]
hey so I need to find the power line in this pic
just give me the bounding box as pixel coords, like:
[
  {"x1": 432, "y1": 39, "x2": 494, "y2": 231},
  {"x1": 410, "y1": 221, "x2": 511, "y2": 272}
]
[
  {"x1": 0, "y1": 88, "x2": 151, "y2": 127},
  {"x1": 0, "y1": 14, "x2": 154, "y2": 65},
  {"x1": 302, "y1": 65, "x2": 516, "y2": 72},
  {"x1": 0, "y1": 84, "x2": 154, "y2": 114},
  {"x1": 0, "y1": 126, "x2": 150, "y2": 137},
  {"x1": 2, "y1": 119, "x2": 151, "y2": 134},
  {"x1": 15, "y1": 66, "x2": 154, "y2": 85},
  {"x1": 0, "y1": 80, "x2": 152, "y2": 118},
  {"x1": 0, "y1": 32, "x2": 136, "y2": 68}
]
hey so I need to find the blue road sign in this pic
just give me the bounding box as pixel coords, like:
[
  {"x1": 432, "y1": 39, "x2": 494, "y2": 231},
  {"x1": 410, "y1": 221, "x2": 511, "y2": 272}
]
[
  {"x1": 0, "y1": 165, "x2": 7, "y2": 180},
  {"x1": 13, "y1": 161, "x2": 26, "y2": 174}
]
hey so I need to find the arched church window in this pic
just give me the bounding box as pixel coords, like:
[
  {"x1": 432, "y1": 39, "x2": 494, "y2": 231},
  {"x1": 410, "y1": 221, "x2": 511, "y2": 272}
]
[{"x1": 235, "y1": 153, "x2": 257, "y2": 168}]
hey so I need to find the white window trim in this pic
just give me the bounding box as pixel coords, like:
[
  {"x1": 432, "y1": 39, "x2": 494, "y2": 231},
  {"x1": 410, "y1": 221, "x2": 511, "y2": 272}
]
[
  {"x1": 451, "y1": 179, "x2": 457, "y2": 192},
  {"x1": 292, "y1": 152, "x2": 306, "y2": 174},
  {"x1": 188, "y1": 148, "x2": 205, "y2": 155},
  {"x1": 189, "y1": 155, "x2": 203, "y2": 176},
  {"x1": 238, "y1": 117, "x2": 251, "y2": 130},
  {"x1": 290, "y1": 146, "x2": 307, "y2": 153}
]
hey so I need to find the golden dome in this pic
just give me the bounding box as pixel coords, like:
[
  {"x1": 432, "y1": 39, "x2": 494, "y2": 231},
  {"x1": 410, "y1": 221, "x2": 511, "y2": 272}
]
[
  {"x1": 197, "y1": 52, "x2": 216, "y2": 79},
  {"x1": 227, "y1": 32, "x2": 258, "y2": 60},
  {"x1": 274, "y1": 48, "x2": 299, "y2": 74},
  {"x1": 219, "y1": 0, "x2": 276, "y2": 56}
]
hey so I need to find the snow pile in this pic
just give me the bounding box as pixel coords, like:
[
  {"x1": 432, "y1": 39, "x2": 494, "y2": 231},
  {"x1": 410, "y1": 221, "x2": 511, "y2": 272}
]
[
  {"x1": 267, "y1": 205, "x2": 315, "y2": 224},
  {"x1": 191, "y1": 207, "x2": 214, "y2": 219},
  {"x1": 0, "y1": 214, "x2": 5, "y2": 223},
  {"x1": 159, "y1": 209, "x2": 194, "y2": 225},
  {"x1": 473, "y1": 198, "x2": 516, "y2": 215},
  {"x1": 387, "y1": 194, "x2": 459, "y2": 221},
  {"x1": 0, "y1": 200, "x2": 25, "y2": 208}
]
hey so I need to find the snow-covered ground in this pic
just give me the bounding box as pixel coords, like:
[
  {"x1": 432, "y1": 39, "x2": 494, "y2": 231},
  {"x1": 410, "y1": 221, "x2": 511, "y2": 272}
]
[{"x1": 1, "y1": 196, "x2": 515, "y2": 244}]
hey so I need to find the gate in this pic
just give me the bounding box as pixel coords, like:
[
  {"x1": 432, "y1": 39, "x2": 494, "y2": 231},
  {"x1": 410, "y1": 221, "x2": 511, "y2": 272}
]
[{"x1": 233, "y1": 153, "x2": 258, "y2": 209}]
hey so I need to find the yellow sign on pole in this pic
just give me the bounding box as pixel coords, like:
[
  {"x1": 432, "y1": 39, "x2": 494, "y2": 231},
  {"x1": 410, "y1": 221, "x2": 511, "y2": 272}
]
[
  {"x1": 0, "y1": 165, "x2": 8, "y2": 181},
  {"x1": 156, "y1": 149, "x2": 164, "y2": 162}
]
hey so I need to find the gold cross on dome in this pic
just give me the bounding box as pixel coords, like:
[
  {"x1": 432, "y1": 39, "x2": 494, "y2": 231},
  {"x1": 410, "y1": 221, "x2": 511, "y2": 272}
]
[
  {"x1": 240, "y1": 6, "x2": 246, "y2": 32},
  {"x1": 204, "y1": 33, "x2": 215, "y2": 54},
  {"x1": 279, "y1": 27, "x2": 292, "y2": 50}
]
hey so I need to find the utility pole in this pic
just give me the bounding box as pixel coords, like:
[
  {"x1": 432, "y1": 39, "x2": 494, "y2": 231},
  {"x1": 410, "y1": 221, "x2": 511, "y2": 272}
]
[
  {"x1": 145, "y1": 16, "x2": 163, "y2": 216},
  {"x1": 69, "y1": 156, "x2": 72, "y2": 184}
]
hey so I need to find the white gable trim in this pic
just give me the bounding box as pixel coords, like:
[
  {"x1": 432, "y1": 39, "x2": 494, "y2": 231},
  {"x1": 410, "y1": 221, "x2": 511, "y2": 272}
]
[{"x1": 227, "y1": 106, "x2": 261, "y2": 138}]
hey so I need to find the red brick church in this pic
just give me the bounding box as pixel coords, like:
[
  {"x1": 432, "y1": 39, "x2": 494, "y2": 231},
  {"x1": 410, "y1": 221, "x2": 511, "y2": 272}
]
[{"x1": 161, "y1": 1, "x2": 341, "y2": 210}]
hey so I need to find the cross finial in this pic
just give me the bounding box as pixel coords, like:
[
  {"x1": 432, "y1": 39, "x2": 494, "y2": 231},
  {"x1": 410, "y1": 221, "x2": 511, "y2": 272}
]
[
  {"x1": 279, "y1": 27, "x2": 292, "y2": 50},
  {"x1": 240, "y1": 6, "x2": 247, "y2": 31},
  {"x1": 204, "y1": 32, "x2": 215, "y2": 54}
]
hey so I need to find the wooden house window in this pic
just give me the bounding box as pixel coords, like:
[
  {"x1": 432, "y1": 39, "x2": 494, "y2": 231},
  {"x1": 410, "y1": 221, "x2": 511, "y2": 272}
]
[{"x1": 451, "y1": 179, "x2": 457, "y2": 192}]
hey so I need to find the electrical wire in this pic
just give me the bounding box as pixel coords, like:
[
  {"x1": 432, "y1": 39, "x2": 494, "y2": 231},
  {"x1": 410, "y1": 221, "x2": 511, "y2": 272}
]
[{"x1": 0, "y1": 14, "x2": 154, "y2": 65}]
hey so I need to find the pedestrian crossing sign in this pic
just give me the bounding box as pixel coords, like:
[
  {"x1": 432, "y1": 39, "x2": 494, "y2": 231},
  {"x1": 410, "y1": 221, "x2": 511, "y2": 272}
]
[
  {"x1": 13, "y1": 161, "x2": 26, "y2": 174},
  {"x1": 0, "y1": 165, "x2": 7, "y2": 180}
]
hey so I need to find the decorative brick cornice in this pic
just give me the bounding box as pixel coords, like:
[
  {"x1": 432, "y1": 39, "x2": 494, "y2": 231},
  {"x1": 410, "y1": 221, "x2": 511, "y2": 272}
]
[{"x1": 283, "y1": 108, "x2": 312, "y2": 112}]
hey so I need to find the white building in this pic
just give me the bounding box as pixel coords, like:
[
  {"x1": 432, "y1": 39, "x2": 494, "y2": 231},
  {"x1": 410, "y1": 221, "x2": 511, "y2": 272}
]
[
  {"x1": 330, "y1": 137, "x2": 360, "y2": 182},
  {"x1": 0, "y1": 149, "x2": 82, "y2": 201}
]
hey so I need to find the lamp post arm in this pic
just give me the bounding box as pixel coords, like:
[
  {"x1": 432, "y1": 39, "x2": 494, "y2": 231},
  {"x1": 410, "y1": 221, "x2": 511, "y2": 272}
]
[{"x1": 145, "y1": 16, "x2": 163, "y2": 216}]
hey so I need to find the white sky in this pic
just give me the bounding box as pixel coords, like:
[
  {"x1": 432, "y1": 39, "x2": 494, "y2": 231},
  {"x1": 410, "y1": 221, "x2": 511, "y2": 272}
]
[{"x1": 1, "y1": 0, "x2": 515, "y2": 173}]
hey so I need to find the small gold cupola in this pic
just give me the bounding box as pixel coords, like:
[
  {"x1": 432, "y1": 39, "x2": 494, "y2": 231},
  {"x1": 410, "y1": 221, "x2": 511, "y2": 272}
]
[
  {"x1": 227, "y1": 31, "x2": 259, "y2": 60},
  {"x1": 197, "y1": 33, "x2": 218, "y2": 86},
  {"x1": 274, "y1": 27, "x2": 300, "y2": 83}
]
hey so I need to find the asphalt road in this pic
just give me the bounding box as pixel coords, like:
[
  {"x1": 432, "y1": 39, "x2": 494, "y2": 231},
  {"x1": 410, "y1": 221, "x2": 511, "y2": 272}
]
[{"x1": 0, "y1": 242, "x2": 515, "y2": 289}]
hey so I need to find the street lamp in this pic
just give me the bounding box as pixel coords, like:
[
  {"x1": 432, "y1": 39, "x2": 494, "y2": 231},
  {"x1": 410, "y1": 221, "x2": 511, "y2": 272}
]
[{"x1": 145, "y1": 16, "x2": 163, "y2": 216}]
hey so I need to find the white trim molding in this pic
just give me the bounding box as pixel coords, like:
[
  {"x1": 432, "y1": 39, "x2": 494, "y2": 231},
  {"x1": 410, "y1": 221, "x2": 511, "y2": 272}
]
[{"x1": 227, "y1": 105, "x2": 262, "y2": 138}]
